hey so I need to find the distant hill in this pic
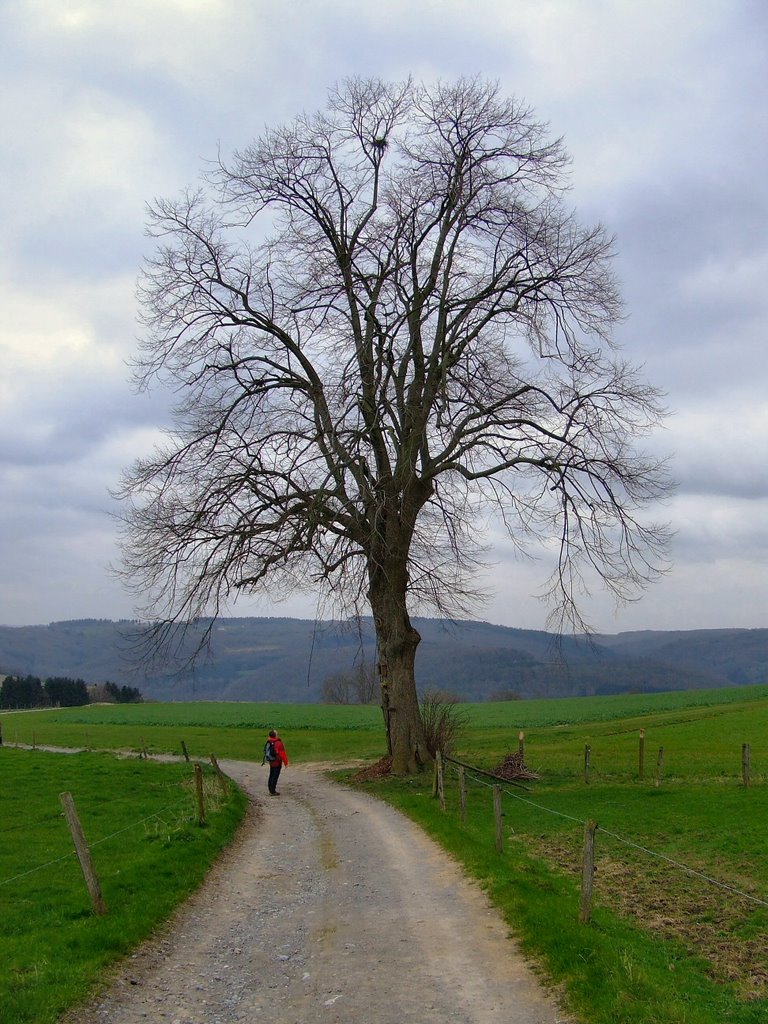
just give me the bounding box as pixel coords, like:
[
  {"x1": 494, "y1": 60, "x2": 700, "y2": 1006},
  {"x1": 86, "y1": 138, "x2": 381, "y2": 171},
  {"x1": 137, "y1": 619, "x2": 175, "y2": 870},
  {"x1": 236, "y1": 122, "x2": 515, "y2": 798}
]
[
  {"x1": 596, "y1": 629, "x2": 768, "y2": 686},
  {"x1": 0, "y1": 617, "x2": 765, "y2": 702}
]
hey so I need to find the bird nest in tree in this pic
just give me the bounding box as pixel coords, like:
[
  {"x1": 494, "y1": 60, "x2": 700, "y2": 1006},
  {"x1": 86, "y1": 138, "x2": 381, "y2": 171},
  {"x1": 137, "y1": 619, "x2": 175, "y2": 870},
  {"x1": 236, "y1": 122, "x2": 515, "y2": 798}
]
[{"x1": 492, "y1": 751, "x2": 540, "y2": 781}]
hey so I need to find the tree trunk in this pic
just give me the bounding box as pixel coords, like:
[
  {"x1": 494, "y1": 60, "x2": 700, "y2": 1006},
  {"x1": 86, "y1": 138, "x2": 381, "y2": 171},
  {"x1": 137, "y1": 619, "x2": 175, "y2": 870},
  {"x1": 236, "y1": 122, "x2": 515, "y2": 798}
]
[{"x1": 369, "y1": 567, "x2": 431, "y2": 776}]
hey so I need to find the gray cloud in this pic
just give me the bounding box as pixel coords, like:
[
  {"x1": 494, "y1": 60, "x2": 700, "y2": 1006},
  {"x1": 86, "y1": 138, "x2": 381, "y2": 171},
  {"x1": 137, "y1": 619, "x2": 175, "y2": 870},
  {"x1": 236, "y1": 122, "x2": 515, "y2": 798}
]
[{"x1": 0, "y1": 0, "x2": 765, "y2": 630}]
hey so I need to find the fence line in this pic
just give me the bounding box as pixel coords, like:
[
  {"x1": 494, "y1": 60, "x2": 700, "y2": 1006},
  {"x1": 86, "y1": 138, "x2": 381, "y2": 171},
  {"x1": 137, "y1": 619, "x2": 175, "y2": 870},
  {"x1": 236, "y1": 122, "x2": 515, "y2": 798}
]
[
  {"x1": 0, "y1": 813, "x2": 67, "y2": 836},
  {"x1": 0, "y1": 775, "x2": 191, "y2": 839},
  {"x1": 597, "y1": 826, "x2": 768, "y2": 908},
  {"x1": 442, "y1": 756, "x2": 768, "y2": 911},
  {"x1": 442, "y1": 754, "x2": 532, "y2": 791},
  {"x1": 444, "y1": 759, "x2": 584, "y2": 825},
  {"x1": 0, "y1": 740, "x2": 216, "y2": 860},
  {"x1": 0, "y1": 849, "x2": 79, "y2": 889},
  {"x1": 0, "y1": 796, "x2": 192, "y2": 891},
  {"x1": 0, "y1": 744, "x2": 229, "y2": 899},
  {"x1": 90, "y1": 797, "x2": 191, "y2": 849}
]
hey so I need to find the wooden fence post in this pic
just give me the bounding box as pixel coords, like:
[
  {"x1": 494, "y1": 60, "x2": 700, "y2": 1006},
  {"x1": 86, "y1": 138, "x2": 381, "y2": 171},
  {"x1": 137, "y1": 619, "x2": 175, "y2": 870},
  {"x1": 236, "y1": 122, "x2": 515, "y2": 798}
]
[
  {"x1": 742, "y1": 743, "x2": 751, "y2": 788},
  {"x1": 210, "y1": 754, "x2": 229, "y2": 796},
  {"x1": 579, "y1": 820, "x2": 598, "y2": 924},
  {"x1": 436, "y1": 751, "x2": 446, "y2": 811},
  {"x1": 655, "y1": 746, "x2": 664, "y2": 788},
  {"x1": 59, "y1": 792, "x2": 107, "y2": 915},
  {"x1": 518, "y1": 731, "x2": 525, "y2": 757},
  {"x1": 194, "y1": 763, "x2": 206, "y2": 826},
  {"x1": 458, "y1": 765, "x2": 467, "y2": 825},
  {"x1": 493, "y1": 786, "x2": 504, "y2": 854},
  {"x1": 0, "y1": 720, "x2": 3, "y2": 746},
  {"x1": 181, "y1": 740, "x2": 190, "y2": 763},
  {"x1": 584, "y1": 744, "x2": 591, "y2": 784},
  {"x1": 638, "y1": 729, "x2": 645, "y2": 781}
]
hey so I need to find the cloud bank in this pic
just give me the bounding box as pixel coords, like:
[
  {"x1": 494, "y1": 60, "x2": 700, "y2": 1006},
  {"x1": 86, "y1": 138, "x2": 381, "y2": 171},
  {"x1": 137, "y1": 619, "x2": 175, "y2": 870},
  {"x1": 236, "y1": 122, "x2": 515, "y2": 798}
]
[{"x1": 0, "y1": 0, "x2": 765, "y2": 631}]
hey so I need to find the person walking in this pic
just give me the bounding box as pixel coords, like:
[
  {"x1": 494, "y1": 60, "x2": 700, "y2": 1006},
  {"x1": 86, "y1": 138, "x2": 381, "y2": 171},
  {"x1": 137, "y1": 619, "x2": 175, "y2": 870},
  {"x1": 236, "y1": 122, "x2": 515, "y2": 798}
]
[{"x1": 265, "y1": 729, "x2": 288, "y2": 795}]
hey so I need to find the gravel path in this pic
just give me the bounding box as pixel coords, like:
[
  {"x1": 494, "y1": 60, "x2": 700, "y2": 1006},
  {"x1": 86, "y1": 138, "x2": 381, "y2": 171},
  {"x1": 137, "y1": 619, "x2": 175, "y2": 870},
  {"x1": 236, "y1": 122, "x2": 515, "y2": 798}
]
[{"x1": 63, "y1": 761, "x2": 574, "y2": 1024}]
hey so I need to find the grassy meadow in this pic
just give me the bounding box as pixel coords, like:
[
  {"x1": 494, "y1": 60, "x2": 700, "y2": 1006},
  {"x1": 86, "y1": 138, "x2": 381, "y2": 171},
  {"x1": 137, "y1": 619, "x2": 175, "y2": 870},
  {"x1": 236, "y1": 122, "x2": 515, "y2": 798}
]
[
  {"x1": 2, "y1": 683, "x2": 768, "y2": 1022},
  {"x1": 0, "y1": 700, "x2": 386, "y2": 763},
  {"x1": 0, "y1": 748, "x2": 246, "y2": 1024}
]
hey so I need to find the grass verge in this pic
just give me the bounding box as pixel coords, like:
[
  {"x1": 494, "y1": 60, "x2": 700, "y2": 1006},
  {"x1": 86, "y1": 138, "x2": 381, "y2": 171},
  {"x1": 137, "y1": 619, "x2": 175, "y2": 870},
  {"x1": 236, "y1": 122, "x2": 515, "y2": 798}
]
[{"x1": 0, "y1": 747, "x2": 247, "y2": 1024}]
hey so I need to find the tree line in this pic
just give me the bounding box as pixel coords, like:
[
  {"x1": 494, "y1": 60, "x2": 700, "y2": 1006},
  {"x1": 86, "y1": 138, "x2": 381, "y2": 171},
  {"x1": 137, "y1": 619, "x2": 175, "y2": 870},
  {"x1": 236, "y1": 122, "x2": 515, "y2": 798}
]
[{"x1": 0, "y1": 675, "x2": 143, "y2": 710}]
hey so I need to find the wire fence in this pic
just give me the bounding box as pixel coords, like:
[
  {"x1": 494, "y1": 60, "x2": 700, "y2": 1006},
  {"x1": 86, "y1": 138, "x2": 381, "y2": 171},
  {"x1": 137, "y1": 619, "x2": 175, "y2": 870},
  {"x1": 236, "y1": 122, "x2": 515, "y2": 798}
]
[
  {"x1": 0, "y1": 752, "x2": 231, "y2": 905},
  {"x1": 439, "y1": 754, "x2": 768, "y2": 917}
]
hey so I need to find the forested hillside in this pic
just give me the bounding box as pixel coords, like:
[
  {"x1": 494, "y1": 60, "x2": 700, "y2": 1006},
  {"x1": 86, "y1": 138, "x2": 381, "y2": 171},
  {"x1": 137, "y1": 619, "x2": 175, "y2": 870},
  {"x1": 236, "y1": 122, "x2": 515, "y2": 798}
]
[{"x1": 0, "y1": 617, "x2": 765, "y2": 702}]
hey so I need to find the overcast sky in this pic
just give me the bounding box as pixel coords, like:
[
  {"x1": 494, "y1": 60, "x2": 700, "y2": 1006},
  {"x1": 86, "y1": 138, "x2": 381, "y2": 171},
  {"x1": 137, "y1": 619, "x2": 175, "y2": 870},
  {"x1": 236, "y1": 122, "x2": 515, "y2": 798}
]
[{"x1": 0, "y1": 0, "x2": 765, "y2": 634}]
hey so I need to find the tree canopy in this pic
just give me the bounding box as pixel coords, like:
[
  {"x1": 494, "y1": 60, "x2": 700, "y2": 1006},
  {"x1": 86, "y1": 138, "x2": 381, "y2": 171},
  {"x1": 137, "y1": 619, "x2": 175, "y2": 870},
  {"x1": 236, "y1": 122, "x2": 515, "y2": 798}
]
[{"x1": 118, "y1": 77, "x2": 671, "y2": 772}]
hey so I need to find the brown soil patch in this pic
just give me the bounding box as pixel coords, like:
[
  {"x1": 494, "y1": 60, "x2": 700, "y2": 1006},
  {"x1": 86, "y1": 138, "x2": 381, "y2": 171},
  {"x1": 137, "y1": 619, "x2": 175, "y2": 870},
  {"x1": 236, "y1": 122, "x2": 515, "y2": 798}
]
[{"x1": 520, "y1": 832, "x2": 768, "y2": 1001}]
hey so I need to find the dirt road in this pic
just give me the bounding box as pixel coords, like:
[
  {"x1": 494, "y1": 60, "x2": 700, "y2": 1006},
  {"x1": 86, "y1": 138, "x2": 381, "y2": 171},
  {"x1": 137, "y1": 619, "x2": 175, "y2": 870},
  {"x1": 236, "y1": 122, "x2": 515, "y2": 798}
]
[{"x1": 64, "y1": 761, "x2": 574, "y2": 1024}]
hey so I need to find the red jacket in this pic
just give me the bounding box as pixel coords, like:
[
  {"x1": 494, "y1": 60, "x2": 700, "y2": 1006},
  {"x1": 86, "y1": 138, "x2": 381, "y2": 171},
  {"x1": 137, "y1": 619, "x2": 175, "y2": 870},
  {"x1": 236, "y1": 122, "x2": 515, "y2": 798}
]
[{"x1": 269, "y1": 736, "x2": 288, "y2": 767}]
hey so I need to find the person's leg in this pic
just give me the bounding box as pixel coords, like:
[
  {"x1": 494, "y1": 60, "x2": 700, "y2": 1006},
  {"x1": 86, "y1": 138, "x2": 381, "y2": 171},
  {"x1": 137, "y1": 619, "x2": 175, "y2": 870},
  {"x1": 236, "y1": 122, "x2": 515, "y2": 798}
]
[{"x1": 268, "y1": 763, "x2": 281, "y2": 794}]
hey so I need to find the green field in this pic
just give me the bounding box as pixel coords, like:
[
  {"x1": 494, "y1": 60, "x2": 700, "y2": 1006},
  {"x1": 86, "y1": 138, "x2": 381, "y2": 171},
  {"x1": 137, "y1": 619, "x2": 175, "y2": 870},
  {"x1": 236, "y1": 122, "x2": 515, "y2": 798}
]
[
  {"x1": 2, "y1": 685, "x2": 768, "y2": 1023},
  {"x1": 0, "y1": 700, "x2": 386, "y2": 763},
  {"x1": 5, "y1": 684, "x2": 768, "y2": 773},
  {"x1": 0, "y1": 749, "x2": 246, "y2": 1024}
]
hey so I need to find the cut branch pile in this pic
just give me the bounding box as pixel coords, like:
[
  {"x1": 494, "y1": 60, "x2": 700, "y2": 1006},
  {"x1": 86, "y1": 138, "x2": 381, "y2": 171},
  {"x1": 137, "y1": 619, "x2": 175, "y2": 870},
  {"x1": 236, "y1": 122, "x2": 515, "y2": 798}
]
[
  {"x1": 351, "y1": 756, "x2": 392, "y2": 782},
  {"x1": 492, "y1": 751, "x2": 540, "y2": 781}
]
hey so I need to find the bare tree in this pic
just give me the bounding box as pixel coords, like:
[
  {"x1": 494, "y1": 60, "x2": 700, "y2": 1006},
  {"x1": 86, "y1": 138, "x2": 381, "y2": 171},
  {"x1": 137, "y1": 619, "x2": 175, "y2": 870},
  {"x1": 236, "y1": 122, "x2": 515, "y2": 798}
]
[
  {"x1": 117, "y1": 77, "x2": 671, "y2": 774},
  {"x1": 321, "y1": 661, "x2": 377, "y2": 705},
  {"x1": 352, "y1": 661, "x2": 378, "y2": 705},
  {"x1": 321, "y1": 671, "x2": 353, "y2": 705}
]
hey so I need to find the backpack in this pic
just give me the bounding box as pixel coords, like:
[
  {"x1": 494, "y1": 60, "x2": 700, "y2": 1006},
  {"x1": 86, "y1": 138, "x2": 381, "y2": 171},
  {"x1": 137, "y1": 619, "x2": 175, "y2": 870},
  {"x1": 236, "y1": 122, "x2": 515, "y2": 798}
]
[{"x1": 262, "y1": 739, "x2": 277, "y2": 765}]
